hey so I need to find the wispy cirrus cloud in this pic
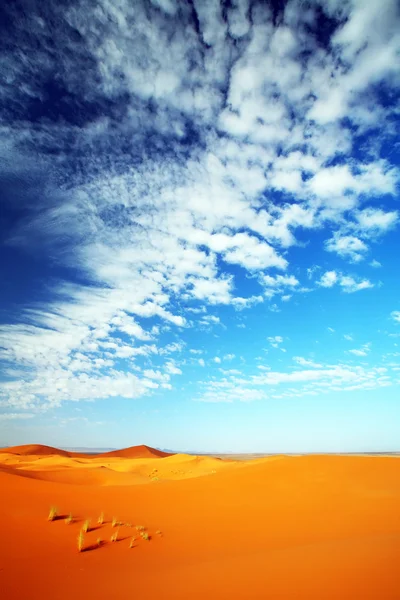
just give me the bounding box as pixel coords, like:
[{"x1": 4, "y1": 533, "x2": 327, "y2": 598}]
[
  {"x1": 197, "y1": 361, "x2": 392, "y2": 403},
  {"x1": 0, "y1": 0, "x2": 399, "y2": 414}
]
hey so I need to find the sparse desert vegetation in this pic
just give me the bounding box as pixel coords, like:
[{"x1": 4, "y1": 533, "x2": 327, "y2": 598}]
[
  {"x1": 48, "y1": 506, "x2": 58, "y2": 521},
  {"x1": 82, "y1": 519, "x2": 91, "y2": 533},
  {"x1": 42, "y1": 501, "x2": 161, "y2": 554},
  {"x1": 110, "y1": 529, "x2": 119, "y2": 543},
  {"x1": 77, "y1": 531, "x2": 84, "y2": 553}
]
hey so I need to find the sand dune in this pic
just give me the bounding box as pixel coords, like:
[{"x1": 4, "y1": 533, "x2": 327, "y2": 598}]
[
  {"x1": 0, "y1": 448, "x2": 230, "y2": 485},
  {"x1": 97, "y1": 444, "x2": 172, "y2": 459},
  {"x1": 1, "y1": 448, "x2": 399, "y2": 599},
  {"x1": 0, "y1": 443, "x2": 72, "y2": 457},
  {"x1": 0, "y1": 442, "x2": 171, "y2": 460}
]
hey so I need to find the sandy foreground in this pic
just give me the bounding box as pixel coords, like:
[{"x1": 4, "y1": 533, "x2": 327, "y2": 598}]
[{"x1": 0, "y1": 444, "x2": 399, "y2": 599}]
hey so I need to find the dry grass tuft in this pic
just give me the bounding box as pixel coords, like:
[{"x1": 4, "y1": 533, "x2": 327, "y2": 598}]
[
  {"x1": 155, "y1": 530, "x2": 162, "y2": 536},
  {"x1": 135, "y1": 525, "x2": 145, "y2": 532},
  {"x1": 77, "y1": 531, "x2": 85, "y2": 553},
  {"x1": 98, "y1": 512, "x2": 104, "y2": 525},
  {"x1": 48, "y1": 506, "x2": 58, "y2": 521},
  {"x1": 82, "y1": 519, "x2": 91, "y2": 533},
  {"x1": 129, "y1": 537, "x2": 136, "y2": 548},
  {"x1": 65, "y1": 513, "x2": 73, "y2": 525},
  {"x1": 141, "y1": 532, "x2": 150, "y2": 541},
  {"x1": 110, "y1": 528, "x2": 119, "y2": 543},
  {"x1": 112, "y1": 516, "x2": 119, "y2": 528},
  {"x1": 96, "y1": 538, "x2": 102, "y2": 547}
]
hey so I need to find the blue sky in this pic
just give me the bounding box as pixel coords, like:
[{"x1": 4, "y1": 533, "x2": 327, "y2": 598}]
[{"x1": 0, "y1": 0, "x2": 400, "y2": 452}]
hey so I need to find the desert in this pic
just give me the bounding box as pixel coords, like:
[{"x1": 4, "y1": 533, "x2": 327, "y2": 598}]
[
  {"x1": 2, "y1": 1, "x2": 400, "y2": 598},
  {"x1": 1, "y1": 444, "x2": 399, "y2": 599}
]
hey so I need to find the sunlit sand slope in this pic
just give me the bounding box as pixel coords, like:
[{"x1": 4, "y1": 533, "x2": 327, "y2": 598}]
[{"x1": 1, "y1": 452, "x2": 399, "y2": 599}]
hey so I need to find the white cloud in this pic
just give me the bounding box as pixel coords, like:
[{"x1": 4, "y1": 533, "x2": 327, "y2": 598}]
[
  {"x1": 197, "y1": 361, "x2": 393, "y2": 403},
  {"x1": 318, "y1": 271, "x2": 338, "y2": 288},
  {"x1": 349, "y1": 344, "x2": 371, "y2": 357},
  {"x1": 268, "y1": 336, "x2": 284, "y2": 348},
  {"x1": 143, "y1": 369, "x2": 169, "y2": 381},
  {"x1": 159, "y1": 341, "x2": 185, "y2": 354},
  {"x1": 293, "y1": 356, "x2": 322, "y2": 368},
  {"x1": 325, "y1": 235, "x2": 368, "y2": 262},
  {"x1": 231, "y1": 295, "x2": 263, "y2": 310},
  {"x1": 188, "y1": 276, "x2": 233, "y2": 305},
  {"x1": 308, "y1": 163, "x2": 397, "y2": 209},
  {"x1": 308, "y1": 0, "x2": 400, "y2": 127},
  {"x1": 391, "y1": 311, "x2": 400, "y2": 323},
  {"x1": 318, "y1": 271, "x2": 374, "y2": 293},
  {"x1": 213, "y1": 357, "x2": 221, "y2": 364},
  {"x1": 220, "y1": 368, "x2": 242, "y2": 376},
  {"x1": 0, "y1": 413, "x2": 36, "y2": 420},
  {"x1": 200, "y1": 314, "x2": 221, "y2": 326},
  {"x1": 223, "y1": 234, "x2": 287, "y2": 271},
  {"x1": 110, "y1": 313, "x2": 153, "y2": 340},
  {"x1": 198, "y1": 358, "x2": 205, "y2": 367},
  {"x1": 307, "y1": 265, "x2": 321, "y2": 280},
  {"x1": 355, "y1": 208, "x2": 398, "y2": 233},
  {"x1": 349, "y1": 349, "x2": 366, "y2": 357},
  {"x1": 150, "y1": 0, "x2": 177, "y2": 16},
  {"x1": 339, "y1": 276, "x2": 374, "y2": 294},
  {"x1": 164, "y1": 361, "x2": 182, "y2": 375},
  {"x1": 260, "y1": 274, "x2": 299, "y2": 299},
  {"x1": 370, "y1": 259, "x2": 382, "y2": 268}
]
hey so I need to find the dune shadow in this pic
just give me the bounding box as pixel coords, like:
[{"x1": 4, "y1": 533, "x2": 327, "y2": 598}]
[
  {"x1": 86, "y1": 524, "x2": 103, "y2": 532},
  {"x1": 82, "y1": 542, "x2": 103, "y2": 553}
]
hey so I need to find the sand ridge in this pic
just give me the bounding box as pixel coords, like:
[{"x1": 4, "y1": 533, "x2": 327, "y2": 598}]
[
  {"x1": 0, "y1": 443, "x2": 73, "y2": 457},
  {"x1": 0, "y1": 447, "x2": 233, "y2": 485},
  {"x1": 0, "y1": 442, "x2": 171, "y2": 459},
  {"x1": 1, "y1": 445, "x2": 399, "y2": 599}
]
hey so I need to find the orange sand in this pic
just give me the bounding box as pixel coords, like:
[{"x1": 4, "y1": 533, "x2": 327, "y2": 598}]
[{"x1": 1, "y1": 445, "x2": 399, "y2": 599}]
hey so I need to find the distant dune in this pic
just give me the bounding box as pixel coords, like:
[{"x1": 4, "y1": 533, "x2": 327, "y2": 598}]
[
  {"x1": 0, "y1": 444, "x2": 72, "y2": 457},
  {"x1": 0, "y1": 443, "x2": 173, "y2": 460},
  {"x1": 97, "y1": 444, "x2": 173, "y2": 459}
]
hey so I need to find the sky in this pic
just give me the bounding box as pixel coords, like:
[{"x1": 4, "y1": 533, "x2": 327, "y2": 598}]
[{"x1": 0, "y1": 0, "x2": 400, "y2": 453}]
